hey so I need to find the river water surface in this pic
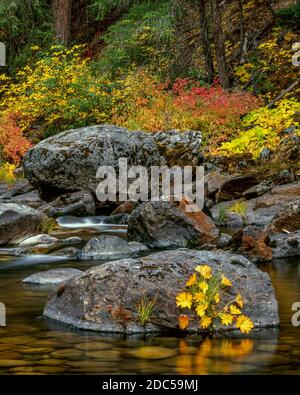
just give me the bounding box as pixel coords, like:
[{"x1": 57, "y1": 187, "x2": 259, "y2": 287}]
[{"x1": 0, "y1": 220, "x2": 299, "y2": 375}]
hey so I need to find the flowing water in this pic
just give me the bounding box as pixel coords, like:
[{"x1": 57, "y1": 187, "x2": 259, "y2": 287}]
[{"x1": 0, "y1": 218, "x2": 300, "y2": 375}]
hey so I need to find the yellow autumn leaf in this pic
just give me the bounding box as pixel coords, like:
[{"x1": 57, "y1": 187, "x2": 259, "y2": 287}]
[
  {"x1": 195, "y1": 265, "x2": 212, "y2": 279},
  {"x1": 214, "y1": 293, "x2": 220, "y2": 304},
  {"x1": 196, "y1": 302, "x2": 209, "y2": 317},
  {"x1": 236, "y1": 315, "x2": 254, "y2": 334},
  {"x1": 235, "y1": 293, "x2": 244, "y2": 308},
  {"x1": 176, "y1": 292, "x2": 193, "y2": 309},
  {"x1": 178, "y1": 315, "x2": 189, "y2": 330},
  {"x1": 200, "y1": 316, "x2": 212, "y2": 329},
  {"x1": 230, "y1": 305, "x2": 241, "y2": 315},
  {"x1": 193, "y1": 291, "x2": 205, "y2": 303},
  {"x1": 219, "y1": 313, "x2": 234, "y2": 326},
  {"x1": 199, "y1": 281, "x2": 209, "y2": 294},
  {"x1": 221, "y1": 274, "x2": 232, "y2": 287},
  {"x1": 186, "y1": 273, "x2": 197, "y2": 287}
]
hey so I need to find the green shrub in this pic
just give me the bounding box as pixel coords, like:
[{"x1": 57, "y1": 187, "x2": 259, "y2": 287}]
[
  {"x1": 0, "y1": 0, "x2": 54, "y2": 70},
  {"x1": 94, "y1": 1, "x2": 174, "y2": 76},
  {"x1": 277, "y1": 2, "x2": 300, "y2": 27}
]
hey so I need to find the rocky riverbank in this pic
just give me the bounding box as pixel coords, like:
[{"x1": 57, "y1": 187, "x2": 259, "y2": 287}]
[{"x1": 1, "y1": 124, "x2": 299, "y2": 334}]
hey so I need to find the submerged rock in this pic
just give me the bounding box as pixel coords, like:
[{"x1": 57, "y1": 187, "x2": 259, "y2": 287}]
[
  {"x1": 80, "y1": 235, "x2": 147, "y2": 260},
  {"x1": 43, "y1": 249, "x2": 279, "y2": 334},
  {"x1": 127, "y1": 201, "x2": 219, "y2": 249},
  {"x1": 51, "y1": 247, "x2": 81, "y2": 259},
  {"x1": 268, "y1": 231, "x2": 300, "y2": 259},
  {"x1": 0, "y1": 203, "x2": 45, "y2": 245},
  {"x1": 19, "y1": 234, "x2": 58, "y2": 247},
  {"x1": 23, "y1": 268, "x2": 83, "y2": 285}
]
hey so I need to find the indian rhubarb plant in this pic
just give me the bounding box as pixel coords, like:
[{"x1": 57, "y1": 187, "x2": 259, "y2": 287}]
[{"x1": 176, "y1": 265, "x2": 254, "y2": 334}]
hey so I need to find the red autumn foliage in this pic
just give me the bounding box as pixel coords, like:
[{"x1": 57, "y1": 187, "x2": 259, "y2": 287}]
[{"x1": 0, "y1": 112, "x2": 32, "y2": 164}]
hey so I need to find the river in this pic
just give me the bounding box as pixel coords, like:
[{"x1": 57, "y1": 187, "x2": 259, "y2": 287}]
[{"x1": 0, "y1": 219, "x2": 299, "y2": 374}]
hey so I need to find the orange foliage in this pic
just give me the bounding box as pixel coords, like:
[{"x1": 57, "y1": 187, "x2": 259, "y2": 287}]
[
  {"x1": 0, "y1": 112, "x2": 31, "y2": 164},
  {"x1": 113, "y1": 71, "x2": 260, "y2": 148}
]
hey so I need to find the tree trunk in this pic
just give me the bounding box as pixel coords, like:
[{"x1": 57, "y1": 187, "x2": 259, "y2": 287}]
[
  {"x1": 210, "y1": 0, "x2": 230, "y2": 88},
  {"x1": 237, "y1": 0, "x2": 245, "y2": 56},
  {"x1": 52, "y1": 0, "x2": 72, "y2": 44},
  {"x1": 198, "y1": 0, "x2": 214, "y2": 83}
]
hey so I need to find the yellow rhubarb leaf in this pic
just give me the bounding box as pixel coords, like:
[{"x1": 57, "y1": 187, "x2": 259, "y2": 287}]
[
  {"x1": 200, "y1": 316, "x2": 212, "y2": 329},
  {"x1": 176, "y1": 292, "x2": 193, "y2": 309},
  {"x1": 235, "y1": 293, "x2": 244, "y2": 308},
  {"x1": 230, "y1": 305, "x2": 241, "y2": 315},
  {"x1": 221, "y1": 274, "x2": 232, "y2": 287},
  {"x1": 193, "y1": 291, "x2": 205, "y2": 303},
  {"x1": 199, "y1": 281, "x2": 208, "y2": 294},
  {"x1": 219, "y1": 313, "x2": 234, "y2": 326},
  {"x1": 196, "y1": 302, "x2": 209, "y2": 317},
  {"x1": 178, "y1": 315, "x2": 189, "y2": 330},
  {"x1": 236, "y1": 315, "x2": 254, "y2": 334},
  {"x1": 195, "y1": 265, "x2": 212, "y2": 279},
  {"x1": 186, "y1": 273, "x2": 197, "y2": 287},
  {"x1": 214, "y1": 293, "x2": 220, "y2": 304}
]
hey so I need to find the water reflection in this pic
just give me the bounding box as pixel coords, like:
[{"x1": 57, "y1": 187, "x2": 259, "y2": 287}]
[{"x1": 0, "y1": 253, "x2": 299, "y2": 374}]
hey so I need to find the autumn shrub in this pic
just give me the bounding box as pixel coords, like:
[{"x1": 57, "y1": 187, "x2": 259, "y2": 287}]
[
  {"x1": 0, "y1": 45, "x2": 114, "y2": 140},
  {"x1": 0, "y1": 112, "x2": 31, "y2": 164},
  {"x1": 234, "y1": 27, "x2": 300, "y2": 98},
  {"x1": 112, "y1": 69, "x2": 259, "y2": 148},
  {"x1": 0, "y1": 162, "x2": 17, "y2": 184},
  {"x1": 176, "y1": 264, "x2": 253, "y2": 334},
  {"x1": 220, "y1": 98, "x2": 300, "y2": 158}
]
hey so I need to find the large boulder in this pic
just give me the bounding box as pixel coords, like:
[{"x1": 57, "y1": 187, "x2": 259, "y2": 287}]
[
  {"x1": 43, "y1": 249, "x2": 279, "y2": 334},
  {"x1": 127, "y1": 201, "x2": 219, "y2": 249},
  {"x1": 152, "y1": 130, "x2": 203, "y2": 167},
  {"x1": 23, "y1": 125, "x2": 164, "y2": 199},
  {"x1": 0, "y1": 203, "x2": 45, "y2": 245},
  {"x1": 23, "y1": 125, "x2": 202, "y2": 200}
]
